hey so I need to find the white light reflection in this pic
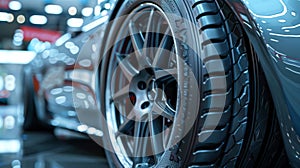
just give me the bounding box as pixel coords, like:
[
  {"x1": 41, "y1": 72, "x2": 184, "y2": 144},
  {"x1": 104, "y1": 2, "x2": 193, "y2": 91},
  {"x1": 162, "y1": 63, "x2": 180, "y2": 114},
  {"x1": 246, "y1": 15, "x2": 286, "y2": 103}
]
[
  {"x1": 8, "y1": 1, "x2": 22, "y2": 11},
  {"x1": 98, "y1": 0, "x2": 105, "y2": 4},
  {"x1": 67, "y1": 111, "x2": 76, "y2": 117},
  {"x1": 285, "y1": 67, "x2": 300, "y2": 75},
  {"x1": 77, "y1": 124, "x2": 88, "y2": 132},
  {"x1": 68, "y1": 6, "x2": 77, "y2": 16},
  {"x1": 55, "y1": 96, "x2": 66, "y2": 104},
  {"x1": 278, "y1": 19, "x2": 286, "y2": 23},
  {"x1": 11, "y1": 160, "x2": 21, "y2": 168},
  {"x1": 65, "y1": 41, "x2": 75, "y2": 49},
  {"x1": 29, "y1": 15, "x2": 47, "y2": 25},
  {"x1": 101, "y1": 10, "x2": 108, "y2": 16},
  {"x1": 44, "y1": 4, "x2": 63, "y2": 15},
  {"x1": 245, "y1": 0, "x2": 287, "y2": 19},
  {"x1": 0, "y1": 12, "x2": 14, "y2": 22},
  {"x1": 76, "y1": 92, "x2": 86, "y2": 99},
  {"x1": 82, "y1": 15, "x2": 108, "y2": 32},
  {"x1": 55, "y1": 33, "x2": 71, "y2": 46},
  {"x1": 282, "y1": 23, "x2": 300, "y2": 30},
  {"x1": 87, "y1": 127, "x2": 96, "y2": 134},
  {"x1": 16, "y1": 15, "x2": 25, "y2": 24},
  {"x1": 79, "y1": 59, "x2": 92, "y2": 67},
  {"x1": 282, "y1": 59, "x2": 300, "y2": 69},
  {"x1": 13, "y1": 29, "x2": 24, "y2": 46},
  {"x1": 67, "y1": 18, "x2": 83, "y2": 27},
  {"x1": 94, "y1": 5, "x2": 101, "y2": 16},
  {"x1": 104, "y1": 3, "x2": 111, "y2": 9},
  {"x1": 95, "y1": 130, "x2": 104, "y2": 136},
  {"x1": 77, "y1": 124, "x2": 104, "y2": 137},
  {"x1": 0, "y1": 140, "x2": 21, "y2": 153},
  {"x1": 70, "y1": 46, "x2": 79, "y2": 55},
  {"x1": 270, "y1": 32, "x2": 300, "y2": 38},
  {"x1": 63, "y1": 86, "x2": 73, "y2": 92},
  {"x1": 4, "y1": 115, "x2": 15, "y2": 129},
  {"x1": 81, "y1": 7, "x2": 93, "y2": 17},
  {"x1": 5, "y1": 75, "x2": 16, "y2": 91},
  {"x1": 0, "y1": 50, "x2": 36, "y2": 64},
  {"x1": 50, "y1": 88, "x2": 63, "y2": 95},
  {"x1": 270, "y1": 39, "x2": 279, "y2": 43}
]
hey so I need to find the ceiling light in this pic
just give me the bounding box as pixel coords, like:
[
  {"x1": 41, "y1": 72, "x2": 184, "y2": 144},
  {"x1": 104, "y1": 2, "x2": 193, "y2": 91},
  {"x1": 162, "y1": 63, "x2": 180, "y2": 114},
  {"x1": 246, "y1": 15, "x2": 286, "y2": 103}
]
[
  {"x1": 17, "y1": 15, "x2": 25, "y2": 24},
  {"x1": 7, "y1": 14, "x2": 14, "y2": 23},
  {"x1": 0, "y1": 12, "x2": 14, "y2": 23},
  {"x1": 104, "y1": 3, "x2": 111, "y2": 9},
  {"x1": 68, "y1": 6, "x2": 77, "y2": 16},
  {"x1": 8, "y1": 1, "x2": 22, "y2": 11},
  {"x1": 67, "y1": 18, "x2": 83, "y2": 28},
  {"x1": 81, "y1": 7, "x2": 93, "y2": 17},
  {"x1": 29, "y1": 15, "x2": 47, "y2": 25},
  {"x1": 97, "y1": 0, "x2": 105, "y2": 4},
  {"x1": 0, "y1": 12, "x2": 8, "y2": 22},
  {"x1": 44, "y1": 4, "x2": 63, "y2": 15},
  {"x1": 94, "y1": 5, "x2": 101, "y2": 16},
  {"x1": 0, "y1": 50, "x2": 36, "y2": 64}
]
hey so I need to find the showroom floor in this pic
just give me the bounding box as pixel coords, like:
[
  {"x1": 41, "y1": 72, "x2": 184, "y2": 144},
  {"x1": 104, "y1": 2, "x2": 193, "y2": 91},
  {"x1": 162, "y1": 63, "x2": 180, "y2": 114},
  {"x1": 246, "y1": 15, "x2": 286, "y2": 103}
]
[{"x1": 0, "y1": 131, "x2": 109, "y2": 168}]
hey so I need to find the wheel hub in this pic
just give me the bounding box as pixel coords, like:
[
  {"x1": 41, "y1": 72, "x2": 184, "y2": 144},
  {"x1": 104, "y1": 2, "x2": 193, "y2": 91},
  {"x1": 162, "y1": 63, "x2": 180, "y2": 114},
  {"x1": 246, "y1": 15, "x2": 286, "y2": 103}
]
[
  {"x1": 147, "y1": 80, "x2": 158, "y2": 101},
  {"x1": 129, "y1": 68, "x2": 159, "y2": 120}
]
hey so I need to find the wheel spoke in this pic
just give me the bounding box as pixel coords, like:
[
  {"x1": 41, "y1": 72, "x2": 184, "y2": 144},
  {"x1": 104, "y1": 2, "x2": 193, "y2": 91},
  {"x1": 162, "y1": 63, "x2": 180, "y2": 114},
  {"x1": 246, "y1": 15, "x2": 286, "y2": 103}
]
[
  {"x1": 152, "y1": 27, "x2": 172, "y2": 67},
  {"x1": 152, "y1": 101, "x2": 175, "y2": 121},
  {"x1": 149, "y1": 114, "x2": 164, "y2": 160},
  {"x1": 129, "y1": 21, "x2": 150, "y2": 68},
  {"x1": 116, "y1": 53, "x2": 139, "y2": 80},
  {"x1": 133, "y1": 121, "x2": 149, "y2": 161},
  {"x1": 111, "y1": 84, "x2": 130, "y2": 103},
  {"x1": 116, "y1": 113, "x2": 135, "y2": 136},
  {"x1": 143, "y1": 9, "x2": 155, "y2": 56},
  {"x1": 129, "y1": 21, "x2": 144, "y2": 55},
  {"x1": 154, "y1": 68, "x2": 178, "y2": 83}
]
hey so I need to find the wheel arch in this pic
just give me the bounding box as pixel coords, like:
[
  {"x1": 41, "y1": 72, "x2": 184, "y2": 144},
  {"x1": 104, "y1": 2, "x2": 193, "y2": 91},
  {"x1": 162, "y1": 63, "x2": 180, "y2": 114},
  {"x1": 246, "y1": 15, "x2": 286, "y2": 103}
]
[
  {"x1": 223, "y1": 0, "x2": 283, "y2": 115},
  {"x1": 225, "y1": 0, "x2": 300, "y2": 166}
]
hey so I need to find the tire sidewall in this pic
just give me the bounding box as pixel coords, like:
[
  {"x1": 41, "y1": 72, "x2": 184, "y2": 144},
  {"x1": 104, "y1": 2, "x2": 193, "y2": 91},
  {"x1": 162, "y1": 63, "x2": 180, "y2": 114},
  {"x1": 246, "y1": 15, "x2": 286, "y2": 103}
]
[{"x1": 99, "y1": 0, "x2": 203, "y2": 167}]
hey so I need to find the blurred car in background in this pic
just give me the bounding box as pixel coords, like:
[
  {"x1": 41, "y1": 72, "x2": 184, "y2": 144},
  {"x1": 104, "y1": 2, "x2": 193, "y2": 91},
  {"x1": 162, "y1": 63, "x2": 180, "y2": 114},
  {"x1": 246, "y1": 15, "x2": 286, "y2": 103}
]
[{"x1": 24, "y1": 0, "x2": 115, "y2": 138}]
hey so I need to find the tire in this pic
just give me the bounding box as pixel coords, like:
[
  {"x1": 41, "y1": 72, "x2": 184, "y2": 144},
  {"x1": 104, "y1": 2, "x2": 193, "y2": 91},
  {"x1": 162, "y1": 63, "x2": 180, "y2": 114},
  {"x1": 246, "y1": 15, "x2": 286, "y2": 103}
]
[
  {"x1": 98, "y1": 0, "x2": 287, "y2": 167},
  {"x1": 23, "y1": 72, "x2": 39, "y2": 130},
  {"x1": 23, "y1": 72, "x2": 46, "y2": 131}
]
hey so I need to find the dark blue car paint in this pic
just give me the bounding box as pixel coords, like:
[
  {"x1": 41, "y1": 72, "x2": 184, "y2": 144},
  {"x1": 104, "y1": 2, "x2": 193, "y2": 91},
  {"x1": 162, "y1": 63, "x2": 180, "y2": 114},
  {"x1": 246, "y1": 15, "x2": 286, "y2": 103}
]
[{"x1": 227, "y1": 0, "x2": 300, "y2": 166}]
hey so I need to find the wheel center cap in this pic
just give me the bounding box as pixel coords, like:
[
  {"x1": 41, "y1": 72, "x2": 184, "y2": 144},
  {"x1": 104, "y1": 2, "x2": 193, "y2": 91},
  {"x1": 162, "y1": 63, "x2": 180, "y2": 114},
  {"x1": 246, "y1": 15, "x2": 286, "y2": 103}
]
[{"x1": 147, "y1": 80, "x2": 158, "y2": 101}]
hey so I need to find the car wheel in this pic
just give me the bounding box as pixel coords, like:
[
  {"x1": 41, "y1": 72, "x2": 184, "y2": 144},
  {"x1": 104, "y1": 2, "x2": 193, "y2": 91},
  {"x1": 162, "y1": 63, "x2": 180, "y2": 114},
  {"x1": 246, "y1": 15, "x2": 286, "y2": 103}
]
[
  {"x1": 23, "y1": 73, "x2": 48, "y2": 131},
  {"x1": 23, "y1": 73, "x2": 39, "y2": 130},
  {"x1": 99, "y1": 0, "x2": 287, "y2": 167}
]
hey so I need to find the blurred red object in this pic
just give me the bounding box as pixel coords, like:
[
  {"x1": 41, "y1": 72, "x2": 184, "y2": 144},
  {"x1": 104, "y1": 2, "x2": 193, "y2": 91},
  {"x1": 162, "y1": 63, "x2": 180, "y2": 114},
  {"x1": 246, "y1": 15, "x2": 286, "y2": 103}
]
[
  {"x1": 21, "y1": 26, "x2": 61, "y2": 43},
  {"x1": 0, "y1": 0, "x2": 9, "y2": 9},
  {"x1": 0, "y1": 90, "x2": 9, "y2": 98}
]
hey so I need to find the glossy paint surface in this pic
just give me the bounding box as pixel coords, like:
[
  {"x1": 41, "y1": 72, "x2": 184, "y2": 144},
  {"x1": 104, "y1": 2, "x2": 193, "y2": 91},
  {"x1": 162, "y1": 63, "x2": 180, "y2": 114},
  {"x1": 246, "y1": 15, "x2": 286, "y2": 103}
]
[{"x1": 227, "y1": 0, "x2": 300, "y2": 166}]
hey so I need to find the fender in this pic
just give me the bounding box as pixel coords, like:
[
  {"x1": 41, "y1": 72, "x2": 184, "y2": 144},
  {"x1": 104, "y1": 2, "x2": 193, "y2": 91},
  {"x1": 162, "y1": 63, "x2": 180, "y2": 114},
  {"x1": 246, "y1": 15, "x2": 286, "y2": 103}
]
[{"x1": 226, "y1": 0, "x2": 300, "y2": 166}]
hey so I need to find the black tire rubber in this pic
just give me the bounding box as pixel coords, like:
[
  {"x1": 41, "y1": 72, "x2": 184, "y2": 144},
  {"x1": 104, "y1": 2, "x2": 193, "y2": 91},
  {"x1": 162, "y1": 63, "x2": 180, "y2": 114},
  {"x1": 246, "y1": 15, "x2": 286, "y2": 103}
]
[
  {"x1": 99, "y1": 0, "x2": 288, "y2": 167},
  {"x1": 23, "y1": 73, "x2": 46, "y2": 131},
  {"x1": 23, "y1": 73, "x2": 39, "y2": 130}
]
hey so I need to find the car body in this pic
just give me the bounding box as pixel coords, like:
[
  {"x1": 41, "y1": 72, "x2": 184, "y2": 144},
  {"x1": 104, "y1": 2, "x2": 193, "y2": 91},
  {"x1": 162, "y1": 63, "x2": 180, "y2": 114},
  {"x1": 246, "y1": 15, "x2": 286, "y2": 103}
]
[
  {"x1": 27, "y1": 0, "x2": 115, "y2": 137},
  {"x1": 28, "y1": 0, "x2": 300, "y2": 167},
  {"x1": 226, "y1": 0, "x2": 300, "y2": 166}
]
